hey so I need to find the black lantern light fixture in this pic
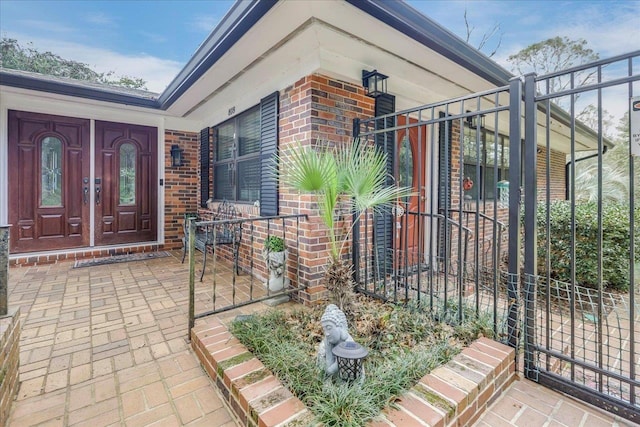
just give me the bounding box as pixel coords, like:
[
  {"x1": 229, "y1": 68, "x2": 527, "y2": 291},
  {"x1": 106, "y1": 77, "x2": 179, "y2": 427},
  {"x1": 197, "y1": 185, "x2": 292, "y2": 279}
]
[
  {"x1": 170, "y1": 144, "x2": 184, "y2": 167},
  {"x1": 362, "y1": 69, "x2": 388, "y2": 98},
  {"x1": 466, "y1": 111, "x2": 486, "y2": 130},
  {"x1": 332, "y1": 341, "x2": 368, "y2": 382}
]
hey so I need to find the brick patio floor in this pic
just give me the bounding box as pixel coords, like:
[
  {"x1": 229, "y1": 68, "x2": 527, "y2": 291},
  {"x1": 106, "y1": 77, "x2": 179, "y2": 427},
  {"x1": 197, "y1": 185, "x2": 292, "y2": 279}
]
[
  {"x1": 6, "y1": 251, "x2": 636, "y2": 426},
  {"x1": 7, "y1": 251, "x2": 243, "y2": 427}
]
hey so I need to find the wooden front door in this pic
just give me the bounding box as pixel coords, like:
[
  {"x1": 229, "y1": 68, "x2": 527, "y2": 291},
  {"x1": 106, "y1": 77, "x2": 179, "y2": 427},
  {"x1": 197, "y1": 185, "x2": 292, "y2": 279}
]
[
  {"x1": 8, "y1": 111, "x2": 159, "y2": 253},
  {"x1": 396, "y1": 116, "x2": 427, "y2": 260},
  {"x1": 94, "y1": 121, "x2": 157, "y2": 245},
  {"x1": 8, "y1": 110, "x2": 90, "y2": 252}
]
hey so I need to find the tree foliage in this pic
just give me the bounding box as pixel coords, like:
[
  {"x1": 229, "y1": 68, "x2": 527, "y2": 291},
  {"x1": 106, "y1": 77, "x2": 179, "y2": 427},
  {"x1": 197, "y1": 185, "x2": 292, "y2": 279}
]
[
  {"x1": 507, "y1": 36, "x2": 599, "y2": 105},
  {"x1": 574, "y1": 112, "x2": 640, "y2": 203},
  {"x1": 507, "y1": 36, "x2": 599, "y2": 78},
  {"x1": 0, "y1": 38, "x2": 147, "y2": 90},
  {"x1": 537, "y1": 201, "x2": 639, "y2": 292}
]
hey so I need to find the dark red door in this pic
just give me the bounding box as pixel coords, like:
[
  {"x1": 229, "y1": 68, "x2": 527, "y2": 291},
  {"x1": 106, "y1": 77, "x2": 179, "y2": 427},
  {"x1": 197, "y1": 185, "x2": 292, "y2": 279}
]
[
  {"x1": 94, "y1": 121, "x2": 157, "y2": 245},
  {"x1": 396, "y1": 116, "x2": 427, "y2": 259},
  {"x1": 8, "y1": 110, "x2": 90, "y2": 252}
]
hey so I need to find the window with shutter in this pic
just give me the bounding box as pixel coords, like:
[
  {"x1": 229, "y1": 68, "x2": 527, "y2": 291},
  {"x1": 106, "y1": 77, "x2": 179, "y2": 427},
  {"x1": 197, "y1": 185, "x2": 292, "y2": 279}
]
[
  {"x1": 212, "y1": 106, "x2": 261, "y2": 203},
  {"x1": 259, "y1": 92, "x2": 279, "y2": 216},
  {"x1": 210, "y1": 93, "x2": 279, "y2": 209}
]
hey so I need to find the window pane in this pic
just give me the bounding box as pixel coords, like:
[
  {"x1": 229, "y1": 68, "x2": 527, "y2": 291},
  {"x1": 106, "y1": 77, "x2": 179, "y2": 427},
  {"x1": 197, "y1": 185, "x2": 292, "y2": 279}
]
[
  {"x1": 214, "y1": 164, "x2": 234, "y2": 200},
  {"x1": 41, "y1": 136, "x2": 63, "y2": 206},
  {"x1": 237, "y1": 158, "x2": 260, "y2": 201},
  {"x1": 501, "y1": 139, "x2": 510, "y2": 168},
  {"x1": 485, "y1": 166, "x2": 497, "y2": 200},
  {"x1": 238, "y1": 108, "x2": 260, "y2": 156},
  {"x1": 485, "y1": 132, "x2": 497, "y2": 166},
  {"x1": 216, "y1": 122, "x2": 234, "y2": 161},
  {"x1": 119, "y1": 143, "x2": 136, "y2": 205},
  {"x1": 463, "y1": 126, "x2": 483, "y2": 163}
]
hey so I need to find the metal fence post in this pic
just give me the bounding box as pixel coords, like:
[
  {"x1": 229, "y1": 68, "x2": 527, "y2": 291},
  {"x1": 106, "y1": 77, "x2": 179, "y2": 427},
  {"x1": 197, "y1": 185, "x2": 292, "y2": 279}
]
[
  {"x1": 188, "y1": 218, "x2": 196, "y2": 341},
  {"x1": 0, "y1": 225, "x2": 8, "y2": 316},
  {"x1": 523, "y1": 73, "x2": 538, "y2": 378},
  {"x1": 507, "y1": 77, "x2": 523, "y2": 350}
]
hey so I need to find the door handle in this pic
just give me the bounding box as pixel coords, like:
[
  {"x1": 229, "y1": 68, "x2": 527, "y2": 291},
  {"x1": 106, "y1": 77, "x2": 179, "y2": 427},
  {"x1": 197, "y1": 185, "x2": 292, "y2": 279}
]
[
  {"x1": 83, "y1": 186, "x2": 89, "y2": 204},
  {"x1": 95, "y1": 187, "x2": 101, "y2": 205}
]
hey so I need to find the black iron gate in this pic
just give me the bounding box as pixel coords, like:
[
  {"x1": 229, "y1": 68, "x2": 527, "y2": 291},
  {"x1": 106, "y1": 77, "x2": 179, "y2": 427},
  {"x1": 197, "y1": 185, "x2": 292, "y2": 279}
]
[
  {"x1": 353, "y1": 50, "x2": 640, "y2": 422},
  {"x1": 521, "y1": 51, "x2": 639, "y2": 422}
]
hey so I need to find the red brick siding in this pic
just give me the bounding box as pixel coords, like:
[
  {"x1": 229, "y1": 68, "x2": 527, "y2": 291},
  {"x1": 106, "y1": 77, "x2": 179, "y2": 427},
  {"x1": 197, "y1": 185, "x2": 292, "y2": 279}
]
[{"x1": 163, "y1": 130, "x2": 199, "y2": 249}]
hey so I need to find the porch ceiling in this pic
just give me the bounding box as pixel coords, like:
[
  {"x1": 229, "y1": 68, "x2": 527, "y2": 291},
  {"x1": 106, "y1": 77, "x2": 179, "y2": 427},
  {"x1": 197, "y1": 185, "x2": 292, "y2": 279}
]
[{"x1": 165, "y1": 0, "x2": 501, "y2": 125}]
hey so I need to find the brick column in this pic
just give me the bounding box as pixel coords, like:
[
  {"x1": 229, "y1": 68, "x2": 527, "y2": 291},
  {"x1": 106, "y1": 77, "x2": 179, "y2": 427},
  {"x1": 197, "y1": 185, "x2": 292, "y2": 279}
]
[
  {"x1": 278, "y1": 74, "x2": 374, "y2": 304},
  {"x1": 164, "y1": 130, "x2": 199, "y2": 249}
]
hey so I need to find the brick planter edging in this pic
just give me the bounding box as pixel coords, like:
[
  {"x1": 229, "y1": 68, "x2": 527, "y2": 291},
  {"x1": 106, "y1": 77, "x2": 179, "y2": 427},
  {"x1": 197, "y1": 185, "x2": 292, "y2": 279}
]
[
  {"x1": 192, "y1": 317, "x2": 516, "y2": 427},
  {"x1": 0, "y1": 308, "x2": 21, "y2": 427}
]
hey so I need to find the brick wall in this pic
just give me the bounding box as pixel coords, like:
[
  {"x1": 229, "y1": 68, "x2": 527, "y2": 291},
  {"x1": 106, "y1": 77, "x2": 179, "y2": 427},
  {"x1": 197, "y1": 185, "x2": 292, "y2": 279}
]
[
  {"x1": 0, "y1": 308, "x2": 20, "y2": 426},
  {"x1": 163, "y1": 130, "x2": 200, "y2": 249},
  {"x1": 537, "y1": 147, "x2": 566, "y2": 201}
]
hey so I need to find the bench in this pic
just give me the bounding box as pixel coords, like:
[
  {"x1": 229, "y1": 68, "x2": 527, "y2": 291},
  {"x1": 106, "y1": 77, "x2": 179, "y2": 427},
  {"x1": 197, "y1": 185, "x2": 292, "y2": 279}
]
[{"x1": 181, "y1": 200, "x2": 242, "y2": 281}]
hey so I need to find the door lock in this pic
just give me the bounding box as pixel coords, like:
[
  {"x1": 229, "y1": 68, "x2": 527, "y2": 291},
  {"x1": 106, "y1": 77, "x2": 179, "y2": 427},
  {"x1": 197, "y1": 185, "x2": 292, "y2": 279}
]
[{"x1": 95, "y1": 178, "x2": 101, "y2": 205}]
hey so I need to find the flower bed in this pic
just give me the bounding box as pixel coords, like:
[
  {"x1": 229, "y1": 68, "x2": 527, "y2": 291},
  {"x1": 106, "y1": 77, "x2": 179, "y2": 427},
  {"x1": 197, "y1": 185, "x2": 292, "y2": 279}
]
[{"x1": 191, "y1": 303, "x2": 516, "y2": 426}]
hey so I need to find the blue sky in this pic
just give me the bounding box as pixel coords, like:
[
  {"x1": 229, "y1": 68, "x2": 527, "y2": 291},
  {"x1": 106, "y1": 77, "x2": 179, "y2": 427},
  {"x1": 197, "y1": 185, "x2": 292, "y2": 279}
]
[{"x1": 1, "y1": 0, "x2": 638, "y2": 94}]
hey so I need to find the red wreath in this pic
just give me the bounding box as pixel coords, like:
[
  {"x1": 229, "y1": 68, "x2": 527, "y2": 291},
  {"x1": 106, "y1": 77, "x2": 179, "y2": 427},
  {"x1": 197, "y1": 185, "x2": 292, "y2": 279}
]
[{"x1": 463, "y1": 177, "x2": 474, "y2": 191}]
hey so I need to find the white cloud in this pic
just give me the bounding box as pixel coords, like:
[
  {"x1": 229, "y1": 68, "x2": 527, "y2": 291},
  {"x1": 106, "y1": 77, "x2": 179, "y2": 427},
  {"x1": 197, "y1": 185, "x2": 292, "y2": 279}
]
[
  {"x1": 15, "y1": 19, "x2": 75, "y2": 34},
  {"x1": 191, "y1": 14, "x2": 222, "y2": 34},
  {"x1": 5, "y1": 32, "x2": 182, "y2": 93},
  {"x1": 543, "y1": 2, "x2": 640, "y2": 57},
  {"x1": 84, "y1": 12, "x2": 115, "y2": 26}
]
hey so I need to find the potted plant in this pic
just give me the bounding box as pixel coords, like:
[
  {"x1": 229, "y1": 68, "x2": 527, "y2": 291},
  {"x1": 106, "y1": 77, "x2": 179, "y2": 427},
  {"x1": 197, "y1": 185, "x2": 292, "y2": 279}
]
[{"x1": 262, "y1": 235, "x2": 288, "y2": 292}]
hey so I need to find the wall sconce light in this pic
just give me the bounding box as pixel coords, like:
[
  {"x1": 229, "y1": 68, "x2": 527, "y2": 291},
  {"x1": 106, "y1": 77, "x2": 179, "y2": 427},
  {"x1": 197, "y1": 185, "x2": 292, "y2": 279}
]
[
  {"x1": 170, "y1": 144, "x2": 184, "y2": 167},
  {"x1": 362, "y1": 69, "x2": 388, "y2": 98},
  {"x1": 466, "y1": 111, "x2": 485, "y2": 129},
  {"x1": 332, "y1": 341, "x2": 369, "y2": 382}
]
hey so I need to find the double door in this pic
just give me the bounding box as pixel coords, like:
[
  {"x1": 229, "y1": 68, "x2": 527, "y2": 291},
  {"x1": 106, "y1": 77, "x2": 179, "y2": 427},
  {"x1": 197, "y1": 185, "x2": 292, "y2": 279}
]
[{"x1": 8, "y1": 110, "x2": 157, "y2": 253}]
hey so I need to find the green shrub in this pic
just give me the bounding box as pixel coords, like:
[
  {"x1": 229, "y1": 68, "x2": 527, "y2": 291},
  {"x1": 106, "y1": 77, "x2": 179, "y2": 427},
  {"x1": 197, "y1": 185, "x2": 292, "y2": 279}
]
[
  {"x1": 264, "y1": 235, "x2": 285, "y2": 252},
  {"x1": 536, "y1": 201, "x2": 639, "y2": 292}
]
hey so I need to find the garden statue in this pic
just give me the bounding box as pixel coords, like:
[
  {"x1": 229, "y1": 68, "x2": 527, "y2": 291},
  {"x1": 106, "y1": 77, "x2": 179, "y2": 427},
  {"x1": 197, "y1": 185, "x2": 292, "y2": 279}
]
[
  {"x1": 263, "y1": 236, "x2": 288, "y2": 292},
  {"x1": 317, "y1": 304, "x2": 354, "y2": 376},
  {"x1": 265, "y1": 250, "x2": 288, "y2": 292}
]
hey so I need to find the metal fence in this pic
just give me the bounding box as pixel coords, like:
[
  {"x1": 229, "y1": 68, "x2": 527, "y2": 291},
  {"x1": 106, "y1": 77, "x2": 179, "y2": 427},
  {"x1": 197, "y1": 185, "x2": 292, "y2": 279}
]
[
  {"x1": 187, "y1": 213, "x2": 307, "y2": 334},
  {"x1": 353, "y1": 50, "x2": 640, "y2": 422},
  {"x1": 521, "y1": 51, "x2": 639, "y2": 421},
  {"x1": 353, "y1": 82, "x2": 521, "y2": 346}
]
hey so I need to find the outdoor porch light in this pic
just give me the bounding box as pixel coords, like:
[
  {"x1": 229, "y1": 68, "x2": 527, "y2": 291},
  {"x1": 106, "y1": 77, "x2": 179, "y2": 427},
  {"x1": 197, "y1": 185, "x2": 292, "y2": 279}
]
[
  {"x1": 170, "y1": 144, "x2": 184, "y2": 167},
  {"x1": 362, "y1": 69, "x2": 388, "y2": 98},
  {"x1": 332, "y1": 341, "x2": 368, "y2": 382},
  {"x1": 466, "y1": 112, "x2": 485, "y2": 129}
]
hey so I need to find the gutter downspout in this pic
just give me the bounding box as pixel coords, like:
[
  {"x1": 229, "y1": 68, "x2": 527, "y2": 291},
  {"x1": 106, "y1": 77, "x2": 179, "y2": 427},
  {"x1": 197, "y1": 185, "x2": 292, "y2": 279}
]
[{"x1": 565, "y1": 146, "x2": 608, "y2": 200}]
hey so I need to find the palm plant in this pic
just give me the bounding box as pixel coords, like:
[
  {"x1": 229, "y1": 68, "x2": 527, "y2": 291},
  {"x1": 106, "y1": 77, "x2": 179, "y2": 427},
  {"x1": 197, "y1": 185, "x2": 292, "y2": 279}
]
[
  {"x1": 277, "y1": 139, "x2": 412, "y2": 314},
  {"x1": 573, "y1": 161, "x2": 629, "y2": 203}
]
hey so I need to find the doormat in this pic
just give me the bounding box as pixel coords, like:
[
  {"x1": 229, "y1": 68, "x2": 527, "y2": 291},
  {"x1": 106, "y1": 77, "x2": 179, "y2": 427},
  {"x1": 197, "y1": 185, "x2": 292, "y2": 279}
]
[{"x1": 73, "y1": 251, "x2": 171, "y2": 268}]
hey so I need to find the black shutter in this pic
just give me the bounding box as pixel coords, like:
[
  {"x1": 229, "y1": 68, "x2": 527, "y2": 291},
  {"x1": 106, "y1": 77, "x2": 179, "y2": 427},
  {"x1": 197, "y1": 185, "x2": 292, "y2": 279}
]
[
  {"x1": 373, "y1": 94, "x2": 395, "y2": 275},
  {"x1": 200, "y1": 127, "x2": 210, "y2": 207},
  {"x1": 259, "y1": 91, "x2": 279, "y2": 216},
  {"x1": 438, "y1": 112, "x2": 452, "y2": 259}
]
